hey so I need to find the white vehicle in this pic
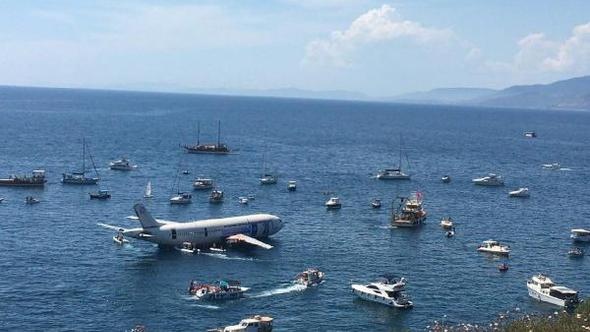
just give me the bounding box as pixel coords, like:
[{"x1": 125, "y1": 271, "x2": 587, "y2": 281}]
[
  {"x1": 176, "y1": 241, "x2": 199, "y2": 254},
  {"x1": 477, "y1": 240, "x2": 510, "y2": 256},
  {"x1": 109, "y1": 157, "x2": 135, "y2": 171},
  {"x1": 351, "y1": 275, "x2": 413, "y2": 309},
  {"x1": 295, "y1": 268, "x2": 325, "y2": 287},
  {"x1": 188, "y1": 280, "x2": 248, "y2": 301},
  {"x1": 571, "y1": 229, "x2": 590, "y2": 242},
  {"x1": 170, "y1": 192, "x2": 192, "y2": 205},
  {"x1": 509, "y1": 187, "x2": 529, "y2": 197},
  {"x1": 238, "y1": 197, "x2": 249, "y2": 205},
  {"x1": 208, "y1": 315, "x2": 273, "y2": 332},
  {"x1": 377, "y1": 136, "x2": 411, "y2": 180},
  {"x1": 193, "y1": 178, "x2": 214, "y2": 190},
  {"x1": 209, "y1": 189, "x2": 224, "y2": 204},
  {"x1": 371, "y1": 198, "x2": 382, "y2": 208},
  {"x1": 259, "y1": 174, "x2": 277, "y2": 185},
  {"x1": 287, "y1": 180, "x2": 297, "y2": 192},
  {"x1": 542, "y1": 163, "x2": 560, "y2": 170},
  {"x1": 441, "y1": 175, "x2": 451, "y2": 183},
  {"x1": 440, "y1": 217, "x2": 454, "y2": 229},
  {"x1": 99, "y1": 203, "x2": 283, "y2": 250},
  {"x1": 473, "y1": 173, "x2": 504, "y2": 186},
  {"x1": 325, "y1": 197, "x2": 341, "y2": 209},
  {"x1": 527, "y1": 274, "x2": 579, "y2": 307},
  {"x1": 112, "y1": 232, "x2": 129, "y2": 245}
]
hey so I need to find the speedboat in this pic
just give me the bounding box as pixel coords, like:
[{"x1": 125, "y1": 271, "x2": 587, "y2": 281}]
[
  {"x1": 287, "y1": 180, "x2": 297, "y2": 192},
  {"x1": 113, "y1": 232, "x2": 129, "y2": 245},
  {"x1": 176, "y1": 242, "x2": 199, "y2": 254},
  {"x1": 542, "y1": 163, "x2": 560, "y2": 170},
  {"x1": 209, "y1": 189, "x2": 224, "y2": 204},
  {"x1": 568, "y1": 247, "x2": 584, "y2": 258},
  {"x1": 89, "y1": 189, "x2": 111, "y2": 200},
  {"x1": 238, "y1": 197, "x2": 249, "y2": 205},
  {"x1": 325, "y1": 197, "x2": 341, "y2": 209},
  {"x1": 509, "y1": 187, "x2": 529, "y2": 197},
  {"x1": 259, "y1": 174, "x2": 277, "y2": 185},
  {"x1": 473, "y1": 173, "x2": 504, "y2": 186},
  {"x1": 207, "y1": 315, "x2": 273, "y2": 332},
  {"x1": 193, "y1": 178, "x2": 214, "y2": 190},
  {"x1": 170, "y1": 192, "x2": 192, "y2": 205},
  {"x1": 188, "y1": 280, "x2": 248, "y2": 301},
  {"x1": 498, "y1": 263, "x2": 509, "y2": 272},
  {"x1": 441, "y1": 175, "x2": 451, "y2": 183},
  {"x1": 351, "y1": 275, "x2": 413, "y2": 308},
  {"x1": 440, "y1": 217, "x2": 454, "y2": 229},
  {"x1": 391, "y1": 192, "x2": 427, "y2": 228},
  {"x1": 295, "y1": 268, "x2": 325, "y2": 287},
  {"x1": 524, "y1": 131, "x2": 537, "y2": 138},
  {"x1": 571, "y1": 229, "x2": 590, "y2": 242},
  {"x1": 527, "y1": 274, "x2": 579, "y2": 307},
  {"x1": 477, "y1": 240, "x2": 510, "y2": 256},
  {"x1": 25, "y1": 196, "x2": 40, "y2": 205},
  {"x1": 371, "y1": 198, "x2": 382, "y2": 208},
  {"x1": 109, "y1": 157, "x2": 135, "y2": 171}
]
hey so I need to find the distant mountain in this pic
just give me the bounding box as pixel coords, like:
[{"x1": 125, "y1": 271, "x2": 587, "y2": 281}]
[
  {"x1": 392, "y1": 88, "x2": 497, "y2": 104},
  {"x1": 192, "y1": 87, "x2": 368, "y2": 101}
]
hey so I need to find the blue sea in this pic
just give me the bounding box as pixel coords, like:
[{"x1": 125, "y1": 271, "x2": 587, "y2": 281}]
[{"x1": 0, "y1": 86, "x2": 588, "y2": 331}]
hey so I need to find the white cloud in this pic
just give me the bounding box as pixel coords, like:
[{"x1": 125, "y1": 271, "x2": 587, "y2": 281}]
[
  {"x1": 302, "y1": 4, "x2": 453, "y2": 66},
  {"x1": 542, "y1": 22, "x2": 590, "y2": 72}
]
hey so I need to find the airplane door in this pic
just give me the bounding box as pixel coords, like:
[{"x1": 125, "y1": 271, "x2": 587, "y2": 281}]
[
  {"x1": 171, "y1": 229, "x2": 177, "y2": 240},
  {"x1": 262, "y1": 221, "x2": 270, "y2": 236}
]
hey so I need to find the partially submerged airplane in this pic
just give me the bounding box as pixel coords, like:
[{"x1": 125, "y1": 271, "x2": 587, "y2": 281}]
[{"x1": 99, "y1": 203, "x2": 284, "y2": 250}]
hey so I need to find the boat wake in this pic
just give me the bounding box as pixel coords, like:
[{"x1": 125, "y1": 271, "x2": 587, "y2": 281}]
[
  {"x1": 201, "y1": 252, "x2": 260, "y2": 262},
  {"x1": 250, "y1": 283, "x2": 307, "y2": 298},
  {"x1": 559, "y1": 167, "x2": 572, "y2": 171},
  {"x1": 182, "y1": 295, "x2": 221, "y2": 309}
]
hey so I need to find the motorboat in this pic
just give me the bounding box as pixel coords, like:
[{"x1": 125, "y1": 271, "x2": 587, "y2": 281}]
[
  {"x1": 259, "y1": 174, "x2": 277, "y2": 185},
  {"x1": 477, "y1": 240, "x2": 510, "y2": 256},
  {"x1": 209, "y1": 244, "x2": 226, "y2": 253},
  {"x1": 89, "y1": 189, "x2": 111, "y2": 200},
  {"x1": 571, "y1": 229, "x2": 590, "y2": 242},
  {"x1": 25, "y1": 196, "x2": 40, "y2": 205},
  {"x1": 176, "y1": 242, "x2": 199, "y2": 254},
  {"x1": 472, "y1": 173, "x2": 504, "y2": 186},
  {"x1": 193, "y1": 178, "x2": 214, "y2": 190},
  {"x1": 170, "y1": 192, "x2": 192, "y2": 205},
  {"x1": 524, "y1": 131, "x2": 537, "y2": 138},
  {"x1": 371, "y1": 198, "x2": 382, "y2": 208},
  {"x1": 440, "y1": 217, "x2": 454, "y2": 229},
  {"x1": 144, "y1": 181, "x2": 153, "y2": 198},
  {"x1": 287, "y1": 180, "x2": 297, "y2": 192},
  {"x1": 207, "y1": 315, "x2": 273, "y2": 332},
  {"x1": 188, "y1": 280, "x2": 248, "y2": 300},
  {"x1": 441, "y1": 175, "x2": 451, "y2": 183},
  {"x1": 325, "y1": 197, "x2": 341, "y2": 209},
  {"x1": 391, "y1": 192, "x2": 427, "y2": 228},
  {"x1": 0, "y1": 197, "x2": 4, "y2": 203},
  {"x1": 182, "y1": 170, "x2": 191, "y2": 175},
  {"x1": 446, "y1": 227, "x2": 455, "y2": 238},
  {"x1": 0, "y1": 169, "x2": 46, "y2": 187},
  {"x1": 238, "y1": 197, "x2": 249, "y2": 205},
  {"x1": 62, "y1": 138, "x2": 100, "y2": 185},
  {"x1": 113, "y1": 232, "x2": 129, "y2": 245},
  {"x1": 295, "y1": 268, "x2": 325, "y2": 287},
  {"x1": 209, "y1": 189, "x2": 224, "y2": 204},
  {"x1": 377, "y1": 135, "x2": 411, "y2": 180},
  {"x1": 509, "y1": 187, "x2": 529, "y2": 197},
  {"x1": 351, "y1": 274, "x2": 413, "y2": 308},
  {"x1": 109, "y1": 157, "x2": 135, "y2": 171},
  {"x1": 568, "y1": 247, "x2": 584, "y2": 258},
  {"x1": 498, "y1": 263, "x2": 509, "y2": 272},
  {"x1": 182, "y1": 121, "x2": 231, "y2": 155},
  {"x1": 542, "y1": 163, "x2": 560, "y2": 170},
  {"x1": 527, "y1": 274, "x2": 579, "y2": 307}
]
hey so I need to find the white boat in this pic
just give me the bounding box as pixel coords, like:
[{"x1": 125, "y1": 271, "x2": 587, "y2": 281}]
[
  {"x1": 440, "y1": 217, "x2": 454, "y2": 229},
  {"x1": 208, "y1": 315, "x2": 273, "y2": 332},
  {"x1": 441, "y1": 175, "x2": 451, "y2": 183},
  {"x1": 542, "y1": 163, "x2": 560, "y2": 170},
  {"x1": 295, "y1": 268, "x2": 325, "y2": 287},
  {"x1": 113, "y1": 233, "x2": 129, "y2": 245},
  {"x1": 193, "y1": 178, "x2": 214, "y2": 190},
  {"x1": 287, "y1": 180, "x2": 297, "y2": 192},
  {"x1": 325, "y1": 197, "x2": 341, "y2": 209},
  {"x1": 524, "y1": 131, "x2": 537, "y2": 138},
  {"x1": 509, "y1": 187, "x2": 529, "y2": 197},
  {"x1": 477, "y1": 239, "x2": 510, "y2": 256},
  {"x1": 371, "y1": 198, "x2": 382, "y2": 208},
  {"x1": 527, "y1": 274, "x2": 579, "y2": 307},
  {"x1": 351, "y1": 275, "x2": 413, "y2": 308},
  {"x1": 571, "y1": 229, "x2": 590, "y2": 242},
  {"x1": 377, "y1": 135, "x2": 411, "y2": 180},
  {"x1": 25, "y1": 196, "x2": 40, "y2": 204},
  {"x1": 144, "y1": 181, "x2": 153, "y2": 198},
  {"x1": 238, "y1": 197, "x2": 249, "y2": 205},
  {"x1": 209, "y1": 189, "x2": 224, "y2": 204},
  {"x1": 259, "y1": 174, "x2": 277, "y2": 185},
  {"x1": 188, "y1": 279, "x2": 248, "y2": 301},
  {"x1": 0, "y1": 197, "x2": 4, "y2": 203},
  {"x1": 170, "y1": 192, "x2": 192, "y2": 205},
  {"x1": 472, "y1": 173, "x2": 504, "y2": 186},
  {"x1": 176, "y1": 241, "x2": 199, "y2": 254},
  {"x1": 109, "y1": 157, "x2": 135, "y2": 171},
  {"x1": 209, "y1": 244, "x2": 226, "y2": 253},
  {"x1": 391, "y1": 192, "x2": 427, "y2": 228},
  {"x1": 446, "y1": 228, "x2": 455, "y2": 238},
  {"x1": 568, "y1": 247, "x2": 584, "y2": 258}
]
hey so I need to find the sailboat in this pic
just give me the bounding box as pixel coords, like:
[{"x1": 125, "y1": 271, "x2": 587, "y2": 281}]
[
  {"x1": 259, "y1": 145, "x2": 277, "y2": 185},
  {"x1": 182, "y1": 120, "x2": 231, "y2": 154},
  {"x1": 144, "y1": 181, "x2": 153, "y2": 198},
  {"x1": 170, "y1": 162, "x2": 192, "y2": 205},
  {"x1": 62, "y1": 138, "x2": 100, "y2": 185},
  {"x1": 376, "y1": 135, "x2": 411, "y2": 180}
]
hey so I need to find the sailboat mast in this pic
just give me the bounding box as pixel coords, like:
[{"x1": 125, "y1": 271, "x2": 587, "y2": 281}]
[
  {"x1": 398, "y1": 134, "x2": 402, "y2": 170},
  {"x1": 197, "y1": 121, "x2": 200, "y2": 145},
  {"x1": 217, "y1": 120, "x2": 221, "y2": 148},
  {"x1": 82, "y1": 137, "x2": 86, "y2": 174}
]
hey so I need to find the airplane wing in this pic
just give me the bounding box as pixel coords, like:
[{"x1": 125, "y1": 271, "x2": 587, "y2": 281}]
[
  {"x1": 96, "y1": 223, "x2": 153, "y2": 238},
  {"x1": 225, "y1": 234, "x2": 273, "y2": 249}
]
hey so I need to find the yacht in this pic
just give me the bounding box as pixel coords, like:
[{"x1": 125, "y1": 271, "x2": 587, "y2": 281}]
[
  {"x1": 25, "y1": 196, "x2": 40, "y2": 205},
  {"x1": 295, "y1": 268, "x2": 325, "y2": 287},
  {"x1": 62, "y1": 138, "x2": 100, "y2": 185},
  {"x1": 193, "y1": 178, "x2": 214, "y2": 190},
  {"x1": 571, "y1": 229, "x2": 590, "y2": 242},
  {"x1": 176, "y1": 242, "x2": 199, "y2": 254},
  {"x1": 238, "y1": 197, "x2": 249, "y2": 205},
  {"x1": 472, "y1": 173, "x2": 504, "y2": 186},
  {"x1": 207, "y1": 315, "x2": 273, "y2": 332},
  {"x1": 440, "y1": 217, "x2": 454, "y2": 229},
  {"x1": 527, "y1": 274, "x2": 579, "y2": 307},
  {"x1": 441, "y1": 175, "x2": 451, "y2": 183},
  {"x1": 183, "y1": 121, "x2": 231, "y2": 155},
  {"x1": 109, "y1": 157, "x2": 135, "y2": 171},
  {"x1": 259, "y1": 174, "x2": 278, "y2": 185},
  {"x1": 287, "y1": 180, "x2": 297, "y2": 192},
  {"x1": 0, "y1": 169, "x2": 46, "y2": 187},
  {"x1": 542, "y1": 163, "x2": 561, "y2": 170},
  {"x1": 509, "y1": 187, "x2": 529, "y2": 197},
  {"x1": 371, "y1": 198, "x2": 382, "y2": 208},
  {"x1": 209, "y1": 189, "x2": 224, "y2": 204},
  {"x1": 351, "y1": 275, "x2": 413, "y2": 308},
  {"x1": 477, "y1": 240, "x2": 510, "y2": 256},
  {"x1": 377, "y1": 136, "x2": 411, "y2": 180},
  {"x1": 391, "y1": 192, "x2": 427, "y2": 228},
  {"x1": 188, "y1": 280, "x2": 248, "y2": 300},
  {"x1": 89, "y1": 189, "x2": 111, "y2": 200},
  {"x1": 325, "y1": 197, "x2": 341, "y2": 209},
  {"x1": 170, "y1": 192, "x2": 192, "y2": 205},
  {"x1": 524, "y1": 131, "x2": 537, "y2": 138},
  {"x1": 568, "y1": 247, "x2": 584, "y2": 258}
]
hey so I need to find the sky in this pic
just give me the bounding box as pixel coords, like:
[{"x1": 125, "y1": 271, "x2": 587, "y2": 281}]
[{"x1": 0, "y1": 0, "x2": 589, "y2": 96}]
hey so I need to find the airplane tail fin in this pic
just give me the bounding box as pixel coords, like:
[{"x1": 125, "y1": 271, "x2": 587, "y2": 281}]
[{"x1": 133, "y1": 203, "x2": 159, "y2": 229}]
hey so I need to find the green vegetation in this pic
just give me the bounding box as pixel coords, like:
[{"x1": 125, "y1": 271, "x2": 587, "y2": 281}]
[{"x1": 505, "y1": 301, "x2": 590, "y2": 332}]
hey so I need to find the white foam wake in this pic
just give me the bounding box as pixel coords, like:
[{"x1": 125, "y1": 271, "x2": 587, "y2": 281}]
[
  {"x1": 201, "y1": 252, "x2": 259, "y2": 261},
  {"x1": 250, "y1": 283, "x2": 307, "y2": 298}
]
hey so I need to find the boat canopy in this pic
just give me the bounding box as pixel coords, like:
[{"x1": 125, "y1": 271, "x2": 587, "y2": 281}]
[{"x1": 571, "y1": 229, "x2": 590, "y2": 235}]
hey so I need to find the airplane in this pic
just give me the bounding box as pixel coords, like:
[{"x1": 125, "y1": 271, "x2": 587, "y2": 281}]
[{"x1": 99, "y1": 203, "x2": 284, "y2": 250}]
